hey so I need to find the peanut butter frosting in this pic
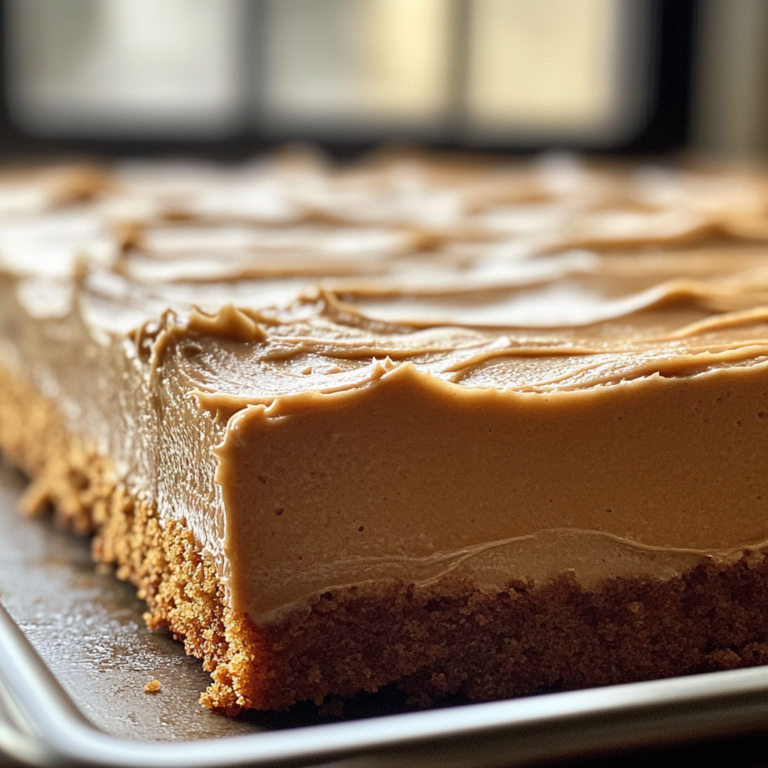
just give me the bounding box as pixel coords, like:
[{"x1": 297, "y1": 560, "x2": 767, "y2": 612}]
[{"x1": 4, "y1": 152, "x2": 768, "y2": 622}]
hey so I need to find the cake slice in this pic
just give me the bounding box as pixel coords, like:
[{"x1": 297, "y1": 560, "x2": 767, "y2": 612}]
[{"x1": 4, "y1": 154, "x2": 768, "y2": 713}]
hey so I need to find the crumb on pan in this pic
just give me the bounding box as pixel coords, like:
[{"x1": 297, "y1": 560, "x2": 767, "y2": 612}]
[{"x1": 144, "y1": 679, "x2": 161, "y2": 694}]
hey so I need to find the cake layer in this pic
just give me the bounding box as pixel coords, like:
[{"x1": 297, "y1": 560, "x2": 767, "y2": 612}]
[
  {"x1": 4, "y1": 153, "x2": 768, "y2": 710},
  {"x1": 217, "y1": 358, "x2": 768, "y2": 620},
  {"x1": 7, "y1": 357, "x2": 768, "y2": 713}
]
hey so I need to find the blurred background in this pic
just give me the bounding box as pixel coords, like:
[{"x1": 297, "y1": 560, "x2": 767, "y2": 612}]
[{"x1": 0, "y1": 0, "x2": 761, "y2": 160}]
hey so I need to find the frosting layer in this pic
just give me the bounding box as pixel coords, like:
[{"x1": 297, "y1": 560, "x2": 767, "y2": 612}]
[{"x1": 3, "y1": 154, "x2": 768, "y2": 621}]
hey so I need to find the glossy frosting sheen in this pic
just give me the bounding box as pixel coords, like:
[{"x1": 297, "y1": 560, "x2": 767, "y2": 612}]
[{"x1": 4, "y1": 152, "x2": 768, "y2": 622}]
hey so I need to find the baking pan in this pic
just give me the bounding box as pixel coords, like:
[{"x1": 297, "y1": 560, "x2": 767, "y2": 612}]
[{"x1": 3, "y1": 460, "x2": 768, "y2": 768}]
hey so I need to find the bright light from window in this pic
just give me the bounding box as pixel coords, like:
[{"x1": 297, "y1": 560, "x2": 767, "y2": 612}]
[
  {"x1": 6, "y1": 0, "x2": 649, "y2": 144},
  {"x1": 9, "y1": 0, "x2": 244, "y2": 137},
  {"x1": 466, "y1": 0, "x2": 643, "y2": 140},
  {"x1": 262, "y1": 0, "x2": 453, "y2": 129}
]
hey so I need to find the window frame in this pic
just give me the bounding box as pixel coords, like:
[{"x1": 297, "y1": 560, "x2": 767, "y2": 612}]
[{"x1": 0, "y1": 0, "x2": 698, "y2": 161}]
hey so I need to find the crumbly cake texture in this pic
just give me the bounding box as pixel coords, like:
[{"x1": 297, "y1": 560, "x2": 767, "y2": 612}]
[{"x1": 6, "y1": 361, "x2": 768, "y2": 713}]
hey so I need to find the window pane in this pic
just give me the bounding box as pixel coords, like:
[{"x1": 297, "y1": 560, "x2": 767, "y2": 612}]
[
  {"x1": 465, "y1": 0, "x2": 646, "y2": 141},
  {"x1": 261, "y1": 0, "x2": 453, "y2": 131},
  {"x1": 9, "y1": 0, "x2": 245, "y2": 137}
]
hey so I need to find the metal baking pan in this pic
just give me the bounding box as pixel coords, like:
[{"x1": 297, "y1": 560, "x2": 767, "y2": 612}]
[{"x1": 3, "y1": 460, "x2": 768, "y2": 768}]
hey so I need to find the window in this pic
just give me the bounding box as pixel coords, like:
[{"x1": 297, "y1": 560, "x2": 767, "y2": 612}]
[{"x1": 1, "y1": 0, "x2": 691, "y2": 154}]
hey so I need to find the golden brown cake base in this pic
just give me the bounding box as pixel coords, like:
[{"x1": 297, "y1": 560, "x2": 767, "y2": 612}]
[{"x1": 4, "y1": 361, "x2": 768, "y2": 714}]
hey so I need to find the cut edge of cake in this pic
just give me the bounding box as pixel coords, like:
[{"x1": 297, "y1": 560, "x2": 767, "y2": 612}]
[{"x1": 6, "y1": 360, "x2": 768, "y2": 713}]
